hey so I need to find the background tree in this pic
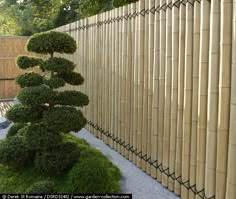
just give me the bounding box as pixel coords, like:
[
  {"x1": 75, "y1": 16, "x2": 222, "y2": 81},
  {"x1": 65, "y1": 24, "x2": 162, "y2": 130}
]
[
  {"x1": 0, "y1": 31, "x2": 89, "y2": 175},
  {"x1": 0, "y1": 0, "x2": 138, "y2": 36}
]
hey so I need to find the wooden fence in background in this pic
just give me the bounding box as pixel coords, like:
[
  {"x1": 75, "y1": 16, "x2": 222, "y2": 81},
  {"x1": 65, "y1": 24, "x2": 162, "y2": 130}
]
[
  {"x1": 56, "y1": 0, "x2": 236, "y2": 199},
  {"x1": 0, "y1": 36, "x2": 30, "y2": 99}
]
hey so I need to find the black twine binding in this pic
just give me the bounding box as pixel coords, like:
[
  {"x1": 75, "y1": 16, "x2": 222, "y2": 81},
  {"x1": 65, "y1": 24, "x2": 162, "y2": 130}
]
[
  {"x1": 87, "y1": 120, "x2": 215, "y2": 199},
  {"x1": 63, "y1": 0, "x2": 202, "y2": 32}
]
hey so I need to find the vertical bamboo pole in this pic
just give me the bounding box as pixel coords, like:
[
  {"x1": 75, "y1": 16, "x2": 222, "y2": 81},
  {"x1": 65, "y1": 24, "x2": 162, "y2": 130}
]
[
  {"x1": 91, "y1": 17, "x2": 94, "y2": 133},
  {"x1": 151, "y1": 0, "x2": 160, "y2": 179},
  {"x1": 169, "y1": 0, "x2": 179, "y2": 191},
  {"x1": 147, "y1": 0, "x2": 155, "y2": 175},
  {"x1": 125, "y1": 4, "x2": 132, "y2": 159},
  {"x1": 111, "y1": 9, "x2": 115, "y2": 148},
  {"x1": 137, "y1": 0, "x2": 145, "y2": 168},
  {"x1": 121, "y1": 6, "x2": 128, "y2": 156},
  {"x1": 118, "y1": 7, "x2": 123, "y2": 153},
  {"x1": 101, "y1": 13, "x2": 106, "y2": 142},
  {"x1": 84, "y1": 18, "x2": 88, "y2": 121},
  {"x1": 226, "y1": 1, "x2": 236, "y2": 198},
  {"x1": 181, "y1": 1, "x2": 193, "y2": 198},
  {"x1": 158, "y1": 0, "x2": 166, "y2": 182},
  {"x1": 132, "y1": 2, "x2": 139, "y2": 164},
  {"x1": 205, "y1": 1, "x2": 220, "y2": 198},
  {"x1": 114, "y1": 8, "x2": 119, "y2": 151},
  {"x1": 141, "y1": 0, "x2": 149, "y2": 172},
  {"x1": 105, "y1": 11, "x2": 110, "y2": 144},
  {"x1": 88, "y1": 17, "x2": 92, "y2": 133},
  {"x1": 189, "y1": 2, "x2": 200, "y2": 198},
  {"x1": 97, "y1": 14, "x2": 102, "y2": 139},
  {"x1": 129, "y1": 2, "x2": 136, "y2": 162},
  {"x1": 216, "y1": 1, "x2": 232, "y2": 198},
  {"x1": 108, "y1": 11, "x2": 112, "y2": 146},
  {"x1": 162, "y1": 0, "x2": 172, "y2": 187},
  {"x1": 196, "y1": 1, "x2": 210, "y2": 199}
]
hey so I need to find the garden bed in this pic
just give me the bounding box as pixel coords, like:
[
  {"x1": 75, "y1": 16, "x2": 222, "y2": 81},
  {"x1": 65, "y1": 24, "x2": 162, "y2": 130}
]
[{"x1": 0, "y1": 134, "x2": 121, "y2": 193}]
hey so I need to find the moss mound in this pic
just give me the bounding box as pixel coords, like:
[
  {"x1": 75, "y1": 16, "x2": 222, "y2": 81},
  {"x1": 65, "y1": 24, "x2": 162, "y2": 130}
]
[{"x1": 0, "y1": 134, "x2": 121, "y2": 193}]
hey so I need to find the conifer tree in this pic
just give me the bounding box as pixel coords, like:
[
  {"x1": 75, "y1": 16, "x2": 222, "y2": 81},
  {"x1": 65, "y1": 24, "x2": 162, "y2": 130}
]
[{"x1": 0, "y1": 31, "x2": 89, "y2": 175}]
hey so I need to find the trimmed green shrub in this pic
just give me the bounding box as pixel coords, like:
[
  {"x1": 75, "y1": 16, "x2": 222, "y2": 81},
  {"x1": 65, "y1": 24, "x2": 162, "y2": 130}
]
[
  {"x1": 6, "y1": 104, "x2": 45, "y2": 123},
  {"x1": 55, "y1": 91, "x2": 89, "y2": 107},
  {"x1": 27, "y1": 31, "x2": 77, "y2": 54},
  {"x1": 56, "y1": 71, "x2": 84, "y2": 85},
  {"x1": 3, "y1": 31, "x2": 88, "y2": 178},
  {"x1": 41, "y1": 57, "x2": 75, "y2": 73},
  {"x1": 24, "y1": 124, "x2": 62, "y2": 150},
  {"x1": 34, "y1": 142, "x2": 80, "y2": 175},
  {"x1": 7, "y1": 123, "x2": 26, "y2": 137},
  {"x1": 16, "y1": 56, "x2": 43, "y2": 69},
  {"x1": 44, "y1": 77, "x2": 65, "y2": 89},
  {"x1": 26, "y1": 181, "x2": 55, "y2": 194},
  {"x1": 67, "y1": 156, "x2": 120, "y2": 193},
  {"x1": 42, "y1": 107, "x2": 87, "y2": 133},
  {"x1": 18, "y1": 85, "x2": 55, "y2": 106},
  {"x1": 0, "y1": 135, "x2": 31, "y2": 168},
  {"x1": 16, "y1": 72, "x2": 44, "y2": 88}
]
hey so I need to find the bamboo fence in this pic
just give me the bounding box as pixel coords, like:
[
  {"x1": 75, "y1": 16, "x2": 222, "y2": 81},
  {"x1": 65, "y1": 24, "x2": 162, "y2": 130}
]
[
  {"x1": 54, "y1": 0, "x2": 235, "y2": 198},
  {"x1": 0, "y1": 36, "x2": 39, "y2": 99}
]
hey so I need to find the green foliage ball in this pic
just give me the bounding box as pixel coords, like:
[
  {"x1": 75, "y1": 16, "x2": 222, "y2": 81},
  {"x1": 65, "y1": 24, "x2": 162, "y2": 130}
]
[
  {"x1": 6, "y1": 104, "x2": 45, "y2": 123},
  {"x1": 43, "y1": 77, "x2": 65, "y2": 89},
  {"x1": 24, "y1": 124, "x2": 62, "y2": 150},
  {"x1": 41, "y1": 57, "x2": 75, "y2": 73},
  {"x1": 55, "y1": 90, "x2": 89, "y2": 107},
  {"x1": 16, "y1": 72, "x2": 44, "y2": 88},
  {"x1": 56, "y1": 71, "x2": 84, "y2": 85},
  {"x1": 18, "y1": 85, "x2": 55, "y2": 106},
  {"x1": 34, "y1": 142, "x2": 80, "y2": 175},
  {"x1": 67, "y1": 155, "x2": 120, "y2": 193},
  {"x1": 0, "y1": 135, "x2": 32, "y2": 168},
  {"x1": 27, "y1": 31, "x2": 77, "y2": 54},
  {"x1": 7, "y1": 123, "x2": 26, "y2": 138},
  {"x1": 26, "y1": 181, "x2": 55, "y2": 194},
  {"x1": 16, "y1": 56, "x2": 43, "y2": 70},
  {"x1": 42, "y1": 107, "x2": 87, "y2": 133}
]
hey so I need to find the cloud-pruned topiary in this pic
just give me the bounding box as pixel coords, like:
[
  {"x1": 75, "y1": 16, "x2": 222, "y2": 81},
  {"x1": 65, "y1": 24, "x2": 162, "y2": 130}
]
[{"x1": 1, "y1": 31, "x2": 89, "y2": 176}]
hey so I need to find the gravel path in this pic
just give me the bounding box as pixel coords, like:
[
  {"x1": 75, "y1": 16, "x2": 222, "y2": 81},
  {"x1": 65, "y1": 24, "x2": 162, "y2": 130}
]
[{"x1": 75, "y1": 129, "x2": 180, "y2": 199}]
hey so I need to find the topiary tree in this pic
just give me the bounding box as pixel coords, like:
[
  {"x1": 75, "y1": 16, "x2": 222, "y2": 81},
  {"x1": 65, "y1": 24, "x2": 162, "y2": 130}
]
[{"x1": 0, "y1": 31, "x2": 89, "y2": 175}]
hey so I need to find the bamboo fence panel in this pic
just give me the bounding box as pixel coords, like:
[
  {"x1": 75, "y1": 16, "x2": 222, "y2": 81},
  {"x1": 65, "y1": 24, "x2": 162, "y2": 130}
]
[
  {"x1": 47, "y1": 0, "x2": 236, "y2": 198},
  {"x1": 0, "y1": 36, "x2": 40, "y2": 99}
]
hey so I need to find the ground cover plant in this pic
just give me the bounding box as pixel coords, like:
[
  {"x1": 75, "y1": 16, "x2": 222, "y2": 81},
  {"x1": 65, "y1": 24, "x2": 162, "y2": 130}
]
[
  {"x1": 0, "y1": 134, "x2": 121, "y2": 193},
  {"x1": 0, "y1": 31, "x2": 121, "y2": 193}
]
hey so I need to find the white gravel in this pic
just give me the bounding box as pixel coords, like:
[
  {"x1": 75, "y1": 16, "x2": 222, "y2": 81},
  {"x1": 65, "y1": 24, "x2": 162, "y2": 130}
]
[{"x1": 75, "y1": 129, "x2": 180, "y2": 199}]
